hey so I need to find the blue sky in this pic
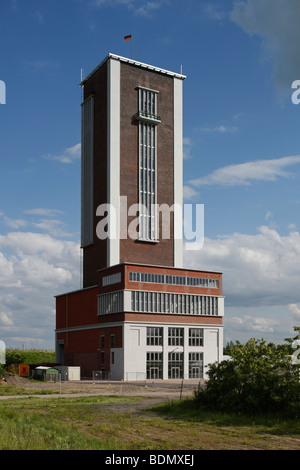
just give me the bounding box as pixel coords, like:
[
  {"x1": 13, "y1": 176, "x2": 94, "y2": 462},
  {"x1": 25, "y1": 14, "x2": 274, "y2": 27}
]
[{"x1": 0, "y1": 0, "x2": 300, "y2": 350}]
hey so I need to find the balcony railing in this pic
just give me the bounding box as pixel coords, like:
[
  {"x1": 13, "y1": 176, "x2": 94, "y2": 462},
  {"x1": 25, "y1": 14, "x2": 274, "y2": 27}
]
[{"x1": 137, "y1": 110, "x2": 161, "y2": 124}]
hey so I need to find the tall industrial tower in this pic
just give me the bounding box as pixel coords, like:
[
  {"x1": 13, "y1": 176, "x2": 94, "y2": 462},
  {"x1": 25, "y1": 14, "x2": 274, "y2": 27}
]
[{"x1": 55, "y1": 54, "x2": 224, "y2": 380}]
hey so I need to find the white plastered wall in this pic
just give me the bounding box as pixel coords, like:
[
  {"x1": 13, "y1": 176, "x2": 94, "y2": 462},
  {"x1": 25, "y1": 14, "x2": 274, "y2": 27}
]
[
  {"x1": 107, "y1": 57, "x2": 120, "y2": 266},
  {"x1": 173, "y1": 77, "x2": 183, "y2": 268},
  {"x1": 122, "y1": 321, "x2": 223, "y2": 381}
]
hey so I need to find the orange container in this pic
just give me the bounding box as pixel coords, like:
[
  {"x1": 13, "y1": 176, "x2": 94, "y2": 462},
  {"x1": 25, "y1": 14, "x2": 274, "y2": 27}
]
[{"x1": 8, "y1": 364, "x2": 29, "y2": 377}]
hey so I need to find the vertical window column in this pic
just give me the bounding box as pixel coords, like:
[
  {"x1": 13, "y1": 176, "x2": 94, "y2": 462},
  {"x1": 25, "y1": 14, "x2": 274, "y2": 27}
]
[{"x1": 138, "y1": 88, "x2": 159, "y2": 241}]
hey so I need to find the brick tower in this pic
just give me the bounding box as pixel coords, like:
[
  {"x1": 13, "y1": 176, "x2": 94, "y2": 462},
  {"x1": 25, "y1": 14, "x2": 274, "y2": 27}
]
[{"x1": 55, "y1": 54, "x2": 224, "y2": 380}]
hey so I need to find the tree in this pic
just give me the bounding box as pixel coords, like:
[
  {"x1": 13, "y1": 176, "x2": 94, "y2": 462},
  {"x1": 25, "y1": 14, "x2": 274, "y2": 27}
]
[{"x1": 196, "y1": 328, "x2": 300, "y2": 416}]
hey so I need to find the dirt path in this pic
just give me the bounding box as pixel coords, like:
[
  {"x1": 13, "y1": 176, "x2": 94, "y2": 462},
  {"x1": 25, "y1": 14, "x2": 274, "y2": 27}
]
[{"x1": 0, "y1": 375, "x2": 197, "y2": 406}]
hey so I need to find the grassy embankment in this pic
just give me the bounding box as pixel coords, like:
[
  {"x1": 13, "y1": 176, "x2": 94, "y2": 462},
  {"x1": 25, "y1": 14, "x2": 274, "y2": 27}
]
[{"x1": 0, "y1": 394, "x2": 299, "y2": 450}]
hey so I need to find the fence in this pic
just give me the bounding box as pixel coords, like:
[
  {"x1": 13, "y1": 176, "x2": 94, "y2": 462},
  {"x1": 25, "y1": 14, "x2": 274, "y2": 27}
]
[{"x1": 92, "y1": 370, "x2": 111, "y2": 380}]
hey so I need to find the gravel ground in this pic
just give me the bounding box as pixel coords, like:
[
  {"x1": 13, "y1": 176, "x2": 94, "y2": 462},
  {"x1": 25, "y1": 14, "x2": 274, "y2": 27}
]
[{"x1": 0, "y1": 374, "x2": 201, "y2": 405}]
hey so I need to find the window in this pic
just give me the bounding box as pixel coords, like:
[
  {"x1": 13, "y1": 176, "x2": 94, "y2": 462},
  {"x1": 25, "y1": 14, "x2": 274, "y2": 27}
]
[
  {"x1": 102, "y1": 272, "x2": 121, "y2": 286},
  {"x1": 111, "y1": 351, "x2": 114, "y2": 365},
  {"x1": 189, "y1": 328, "x2": 203, "y2": 346},
  {"x1": 147, "y1": 327, "x2": 163, "y2": 346},
  {"x1": 168, "y1": 328, "x2": 184, "y2": 346},
  {"x1": 101, "y1": 351, "x2": 105, "y2": 364},
  {"x1": 130, "y1": 290, "x2": 219, "y2": 316},
  {"x1": 138, "y1": 88, "x2": 159, "y2": 241},
  {"x1": 101, "y1": 335, "x2": 105, "y2": 348},
  {"x1": 111, "y1": 335, "x2": 115, "y2": 348},
  {"x1": 147, "y1": 352, "x2": 163, "y2": 379},
  {"x1": 189, "y1": 353, "x2": 203, "y2": 379},
  {"x1": 98, "y1": 291, "x2": 123, "y2": 315},
  {"x1": 168, "y1": 352, "x2": 183, "y2": 379},
  {"x1": 129, "y1": 271, "x2": 219, "y2": 289}
]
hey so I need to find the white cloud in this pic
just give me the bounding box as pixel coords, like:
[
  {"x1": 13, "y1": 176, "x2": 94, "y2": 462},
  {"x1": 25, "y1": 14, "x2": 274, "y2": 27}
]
[
  {"x1": 199, "y1": 125, "x2": 238, "y2": 133},
  {"x1": 227, "y1": 315, "x2": 277, "y2": 333},
  {"x1": 183, "y1": 185, "x2": 198, "y2": 201},
  {"x1": 0, "y1": 215, "x2": 28, "y2": 229},
  {"x1": 0, "y1": 232, "x2": 81, "y2": 349},
  {"x1": 189, "y1": 155, "x2": 300, "y2": 187},
  {"x1": 41, "y1": 143, "x2": 81, "y2": 164},
  {"x1": 203, "y1": 3, "x2": 226, "y2": 21},
  {"x1": 90, "y1": 0, "x2": 163, "y2": 16},
  {"x1": 184, "y1": 226, "x2": 300, "y2": 342},
  {"x1": 184, "y1": 225, "x2": 300, "y2": 309},
  {"x1": 0, "y1": 312, "x2": 14, "y2": 327},
  {"x1": 33, "y1": 219, "x2": 73, "y2": 238},
  {"x1": 32, "y1": 11, "x2": 45, "y2": 24},
  {"x1": 183, "y1": 137, "x2": 193, "y2": 160},
  {"x1": 287, "y1": 303, "x2": 300, "y2": 319},
  {"x1": 24, "y1": 208, "x2": 64, "y2": 217},
  {"x1": 231, "y1": 0, "x2": 300, "y2": 91}
]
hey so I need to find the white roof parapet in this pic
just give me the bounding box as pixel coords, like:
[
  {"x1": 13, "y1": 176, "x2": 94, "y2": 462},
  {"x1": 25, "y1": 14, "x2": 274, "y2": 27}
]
[{"x1": 79, "y1": 53, "x2": 186, "y2": 86}]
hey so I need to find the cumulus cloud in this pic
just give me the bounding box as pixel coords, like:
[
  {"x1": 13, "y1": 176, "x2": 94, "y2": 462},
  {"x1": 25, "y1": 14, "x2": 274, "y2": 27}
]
[
  {"x1": 184, "y1": 225, "x2": 300, "y2": 342},
  {"x1": 231, "y1": 0, "x2": 300, "y2": 91},
  {"x1": 184, "y1": 225, "x2": 300, "y2": 308},
  {"x1": 0, "y1": 232, "x2": 81, "y2": 348},
  {"x1": 227, "y1": 315, "x2": 278, "y2": 334},
  {"x1": 188, "y1": 155, "x2": 300, "y2": 187}
]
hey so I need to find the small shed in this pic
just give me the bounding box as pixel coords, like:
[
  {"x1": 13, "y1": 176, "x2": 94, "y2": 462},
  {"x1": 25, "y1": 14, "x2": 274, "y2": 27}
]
[
  {"x1": 45, "y1": 368, "x2": 59, "y2": 382},
  {"x1": 34, "y1": 366, "x2": 59, "y2": 382},
  {"x1": 56, "y1": 366, "x2": 81, "y2": 381}
]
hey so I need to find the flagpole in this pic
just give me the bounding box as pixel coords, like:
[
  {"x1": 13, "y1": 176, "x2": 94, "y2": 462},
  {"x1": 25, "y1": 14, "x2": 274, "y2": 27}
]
[{"x1": 124, "y1": 34, "x2": 133, "y2": 59}]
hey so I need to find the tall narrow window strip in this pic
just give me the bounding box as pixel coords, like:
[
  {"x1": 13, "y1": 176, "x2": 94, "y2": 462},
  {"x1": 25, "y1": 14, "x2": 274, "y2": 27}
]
[{"x1": 138, "y1": 89, "x2": 157, "y2": 241}]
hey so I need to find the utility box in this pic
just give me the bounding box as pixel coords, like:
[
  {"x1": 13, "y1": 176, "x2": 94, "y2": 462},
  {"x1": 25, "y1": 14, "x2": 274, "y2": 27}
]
[{"x1": 56, "y1": 366, "x2": 80, "y2": 381}]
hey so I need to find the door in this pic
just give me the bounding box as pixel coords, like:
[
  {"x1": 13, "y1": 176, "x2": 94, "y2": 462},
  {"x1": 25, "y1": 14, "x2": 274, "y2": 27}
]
[
  {"x1": 171, "y1": 367, "x2": 181, "y2": 379},
  {"x1": 190, "y1": 366, "x2": 200, "y2": 378},
  {"x1": 149, "y1": 367, "x2": 159, "y2": 379}
]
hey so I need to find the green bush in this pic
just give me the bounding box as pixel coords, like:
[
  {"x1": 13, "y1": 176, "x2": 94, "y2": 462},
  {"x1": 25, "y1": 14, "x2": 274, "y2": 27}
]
[{"x1": 196, "y1": 328, "x2": 300, "y2": 417}]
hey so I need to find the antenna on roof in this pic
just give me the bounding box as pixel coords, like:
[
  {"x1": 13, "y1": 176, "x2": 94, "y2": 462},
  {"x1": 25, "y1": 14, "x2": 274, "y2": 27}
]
[{"x1": 180, "y1": 64, "x2": 183, "y2": 75}]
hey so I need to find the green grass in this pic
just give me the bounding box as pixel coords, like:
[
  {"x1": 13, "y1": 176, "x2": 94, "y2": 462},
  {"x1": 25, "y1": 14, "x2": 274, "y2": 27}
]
[
  {"x1": 0, "y1": 396, "x2": 139, "y2": 450},
  {"x1": 0, "y1": 384, "x2": 59, "y2": 396},
  {"x1": 152, "y1": 397, "x2": 300, "y2": 435},
  {"x1": 0, "y1": 395, "x2": 299, "y2": 450}
]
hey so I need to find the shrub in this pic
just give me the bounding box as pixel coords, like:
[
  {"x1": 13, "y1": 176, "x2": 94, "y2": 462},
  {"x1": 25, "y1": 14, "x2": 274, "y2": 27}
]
[{"x1": 196, "y1": 329, "x2": 300, "y2": 417}]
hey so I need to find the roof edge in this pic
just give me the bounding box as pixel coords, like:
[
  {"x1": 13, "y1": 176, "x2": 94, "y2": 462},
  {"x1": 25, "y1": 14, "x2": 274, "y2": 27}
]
[{"x1": 79, "y1": 53, "x2": 186, "y2": 86}]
